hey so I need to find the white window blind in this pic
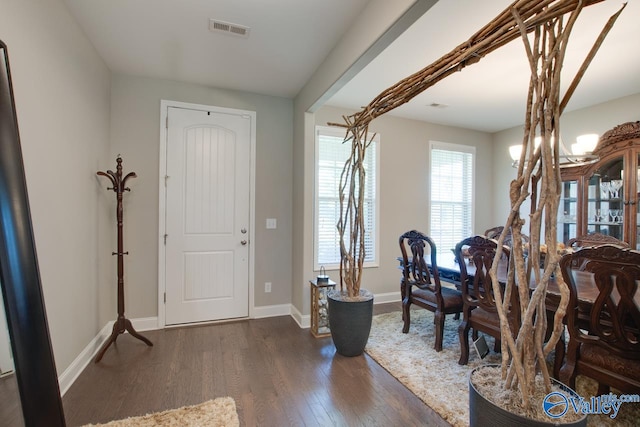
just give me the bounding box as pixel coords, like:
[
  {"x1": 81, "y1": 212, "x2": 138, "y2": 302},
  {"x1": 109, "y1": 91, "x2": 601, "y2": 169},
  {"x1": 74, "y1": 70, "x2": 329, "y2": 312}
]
[
  {"x1": 430, "y1": 143, "x2": 474, "y2": 253},
  {"x1": 315, "y1": 126, "x2": 379, "y2": 270}
]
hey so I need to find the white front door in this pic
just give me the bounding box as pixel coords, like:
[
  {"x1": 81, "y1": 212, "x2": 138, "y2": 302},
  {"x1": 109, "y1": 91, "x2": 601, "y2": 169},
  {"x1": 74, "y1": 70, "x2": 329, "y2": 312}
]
[{"x1": 163, "y1": 105, "x2": 252, "y2": 325}]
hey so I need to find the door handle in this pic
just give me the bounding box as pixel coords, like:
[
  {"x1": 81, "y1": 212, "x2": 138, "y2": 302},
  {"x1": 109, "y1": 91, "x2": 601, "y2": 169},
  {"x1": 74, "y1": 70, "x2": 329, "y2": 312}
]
[
  {"x1": 241, "y1": 240, "x2": 247, "y2": 245},
  {"x1": 241, "y1": 228, "x2": 247, "y2": 234}
]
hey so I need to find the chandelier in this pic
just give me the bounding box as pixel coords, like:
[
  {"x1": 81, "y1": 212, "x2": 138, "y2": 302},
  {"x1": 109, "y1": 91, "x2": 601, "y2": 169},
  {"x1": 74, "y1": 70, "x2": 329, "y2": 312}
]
[{"x1": 509, "y1": 133, "x2": 599, "y2": 168}]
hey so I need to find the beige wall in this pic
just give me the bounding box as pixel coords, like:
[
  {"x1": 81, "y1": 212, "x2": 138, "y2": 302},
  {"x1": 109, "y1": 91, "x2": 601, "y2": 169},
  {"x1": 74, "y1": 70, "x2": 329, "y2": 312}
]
[
  {"x1": 109, "y1": 74, "x2": 293, "y2": 317},
  {"x1": 491, "y1": 93, "x2": 640, "y2": 232},
  {"x1": 313, "y1": 106, "x2": 493, "y2": 301},
  {"x1": 0, "y1": 1, "x2": 112, "y2": 372}
]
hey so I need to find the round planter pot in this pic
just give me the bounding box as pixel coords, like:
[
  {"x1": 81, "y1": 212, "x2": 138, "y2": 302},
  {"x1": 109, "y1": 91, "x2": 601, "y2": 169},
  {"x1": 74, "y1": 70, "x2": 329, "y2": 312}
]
[
  {"x1": 469, "y1": 365, "x2": 587, "y2": 427},
  {"x1": 328, "y1": 290, "x2": 374, "y2": 357}
]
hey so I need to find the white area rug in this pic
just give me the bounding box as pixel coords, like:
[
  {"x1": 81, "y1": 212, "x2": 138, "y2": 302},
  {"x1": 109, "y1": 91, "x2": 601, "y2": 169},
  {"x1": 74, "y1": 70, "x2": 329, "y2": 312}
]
[
  {"x1": 365, "y1": 309, "x2": 639, "y2": 426},
  {"x1": 83, "y1": 397, "x2": 239, "y2": 427}
]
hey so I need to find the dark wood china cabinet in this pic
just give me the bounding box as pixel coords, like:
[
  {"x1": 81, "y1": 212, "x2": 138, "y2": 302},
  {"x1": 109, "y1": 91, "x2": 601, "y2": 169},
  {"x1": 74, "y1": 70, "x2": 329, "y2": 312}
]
[{"x1": 559, "y1": 121, "x2": 640, "y2": 250}]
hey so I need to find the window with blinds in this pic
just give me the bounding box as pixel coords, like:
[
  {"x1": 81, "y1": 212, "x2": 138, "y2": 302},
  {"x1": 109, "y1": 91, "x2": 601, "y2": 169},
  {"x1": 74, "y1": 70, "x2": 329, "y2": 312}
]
[
  {"x1": 315, "y1": 126, "x2": 379, "y2": 270},
  {"x1": 430, "y1": 142, "x2": 475, "y2": 253}
]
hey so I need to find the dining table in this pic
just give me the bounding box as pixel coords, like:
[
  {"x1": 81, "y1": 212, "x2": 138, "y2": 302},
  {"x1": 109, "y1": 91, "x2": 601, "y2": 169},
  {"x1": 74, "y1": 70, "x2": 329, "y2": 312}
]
[{"x1": 398, "y1": 252, "x2": 598, "y2": 322}]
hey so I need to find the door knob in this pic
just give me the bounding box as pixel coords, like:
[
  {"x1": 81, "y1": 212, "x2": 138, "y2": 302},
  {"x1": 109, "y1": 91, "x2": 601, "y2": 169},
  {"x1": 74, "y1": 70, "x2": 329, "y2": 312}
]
[
  {"x1": 241, "y1": 228, "x2": 247, "y2": 234},
  {"x1": 241, "y1": 240, "x2": 247, "y2": 245}
]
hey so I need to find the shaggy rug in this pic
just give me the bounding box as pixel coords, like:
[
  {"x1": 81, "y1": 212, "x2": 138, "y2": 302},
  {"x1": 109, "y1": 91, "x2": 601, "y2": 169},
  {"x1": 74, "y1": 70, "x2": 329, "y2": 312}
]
[
  {"x1": 83, "y1": 397, "x2": 239, "y2": 427},
  {"x1": 365, "y1": 310, "x2": 639, "y2": 427}
]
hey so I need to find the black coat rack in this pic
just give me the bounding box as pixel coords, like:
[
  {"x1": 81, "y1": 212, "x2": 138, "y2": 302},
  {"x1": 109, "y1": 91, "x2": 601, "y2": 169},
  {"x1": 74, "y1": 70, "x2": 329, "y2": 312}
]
[{"x1": 94, "y1": 156, "x2": 152, "y2": 363}]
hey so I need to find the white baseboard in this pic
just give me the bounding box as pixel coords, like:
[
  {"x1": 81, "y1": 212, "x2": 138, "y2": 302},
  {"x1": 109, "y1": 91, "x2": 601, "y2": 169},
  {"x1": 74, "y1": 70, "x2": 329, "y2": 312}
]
[
  {"x1": 374, "y1": 292, "x2": 401, "y2": 304},
  {"x1": 58, "y1": 321, "x2": 113, "y2": 396},
  {"x1": 132, "y1": 316, "x2": 160, "y2": 332},
  {"x1": 58, "y1": 316, "x2": 159, "y2": 396},
  {"x1": 290, "y1": 304, "x2": 310, "y2": 329},
  {"x1": 252, "y1": 303, "x2": 291, "y2": 319},
  {"x1": 288, "y1": 292, "x2": 400, "y2": 331}
]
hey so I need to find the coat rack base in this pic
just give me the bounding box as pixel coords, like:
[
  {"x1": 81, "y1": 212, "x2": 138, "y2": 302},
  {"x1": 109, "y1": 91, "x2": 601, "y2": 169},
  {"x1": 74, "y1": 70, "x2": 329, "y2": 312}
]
[{"x1": 93, "y1": 316, "x2": 153, "y2": 363}]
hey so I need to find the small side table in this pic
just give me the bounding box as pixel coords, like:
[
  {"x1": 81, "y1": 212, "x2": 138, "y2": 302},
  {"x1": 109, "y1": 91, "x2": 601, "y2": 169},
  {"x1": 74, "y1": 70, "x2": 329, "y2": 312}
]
[{"x1": 309, "y1": 278, "x2": 336, "y2": 337}]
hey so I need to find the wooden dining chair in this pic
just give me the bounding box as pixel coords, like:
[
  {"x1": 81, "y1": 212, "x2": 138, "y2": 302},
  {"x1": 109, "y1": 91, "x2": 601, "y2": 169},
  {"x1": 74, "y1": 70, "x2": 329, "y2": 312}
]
[
  {"x1": 456, "y1": 235, "x2": 518, "y2": 365},
  {"x1": 399, "y1": 230, "x2": 463, "y2": 352},
  {"x1": 559, "y1": 245, "x2": 640, "y2": 395},
  {"x1": 484, "y1": 225, "x2": 529, "y2": 248},
  {"x1": 566, "y1": 232, "x2": 629, "y2": 250}
]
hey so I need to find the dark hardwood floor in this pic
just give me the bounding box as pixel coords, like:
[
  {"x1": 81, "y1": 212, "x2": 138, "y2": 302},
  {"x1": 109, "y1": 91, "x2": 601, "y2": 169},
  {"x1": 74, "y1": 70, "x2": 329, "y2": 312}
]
[
  {"x1": 0, "y1": 372, "x2": 23, "y2": 427},
  {"x1": 2, "y1": 303, "x2": 450, "y2": 426}
]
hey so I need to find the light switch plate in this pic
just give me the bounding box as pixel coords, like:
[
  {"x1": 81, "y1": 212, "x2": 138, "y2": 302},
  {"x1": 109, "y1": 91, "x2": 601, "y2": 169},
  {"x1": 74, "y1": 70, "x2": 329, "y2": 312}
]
[{"x1": 266, "y1": 218, "x2": 277, "y2": 229}]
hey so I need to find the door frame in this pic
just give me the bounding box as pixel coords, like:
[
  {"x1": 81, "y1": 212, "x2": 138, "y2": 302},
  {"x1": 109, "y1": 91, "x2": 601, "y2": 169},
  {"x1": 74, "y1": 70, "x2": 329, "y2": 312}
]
[{"x1": 158, "y1": 100, "x2": 256, "y2": 328}]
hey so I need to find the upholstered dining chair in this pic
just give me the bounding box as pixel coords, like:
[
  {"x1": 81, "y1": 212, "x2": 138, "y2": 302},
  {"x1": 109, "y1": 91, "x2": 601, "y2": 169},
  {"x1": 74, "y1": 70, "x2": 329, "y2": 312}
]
[
  {"x1": 559, "y1": 244, "x2": 640, "y2": 395},
  {"x1": 566, "y1": 232, "x2": 629, "y2": 250},
  {"x1": 399, "y1": 230, "x2": 463, "y2": 352},
  {"x1": 456, "y1": 235, "x2": 518, "y2": 365}
]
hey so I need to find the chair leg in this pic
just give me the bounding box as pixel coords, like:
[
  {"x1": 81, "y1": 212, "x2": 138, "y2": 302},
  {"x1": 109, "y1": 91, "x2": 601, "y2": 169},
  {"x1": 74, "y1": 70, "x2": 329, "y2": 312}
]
[
  {"x1": 472, "y1": 329, "x2": 478, "y2": 341},
  {"x1": 454, "y1": 312, "x2": 460, "y2": 320},
  {"x1": 559, "y1": 339, "x2": 579, "y2": 389},
  {"x1": 402, "y1": 300, "x2": 411, "y2": 333},
  {"x1": 458, "y1": 319, "x2": 471, "y2": 365},
  {"x1": 596, "y1": 383, "x2": 610, "y2": 396},
  {"x1": 400, "y1": 281, "x2": 406, "y2": 321},
  {"x1": 434, "y1": 312, "x2": 444, "y2": 352},
  {"x1": 553, "y1": 333, "x2": 565, "y2": 379}
]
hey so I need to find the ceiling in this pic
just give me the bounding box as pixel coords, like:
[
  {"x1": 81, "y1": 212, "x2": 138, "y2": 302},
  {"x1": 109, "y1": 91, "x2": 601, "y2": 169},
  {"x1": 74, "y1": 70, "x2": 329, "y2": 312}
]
[
  {"x1": 63, "y1": 0, "x2": 640, "y2": 134},
  {"x1": 326, "y1": 0, "x2": 640, "y2": 133},
  {"x1": 63, "y1": 0, "x2": 371, "y2": 98}
]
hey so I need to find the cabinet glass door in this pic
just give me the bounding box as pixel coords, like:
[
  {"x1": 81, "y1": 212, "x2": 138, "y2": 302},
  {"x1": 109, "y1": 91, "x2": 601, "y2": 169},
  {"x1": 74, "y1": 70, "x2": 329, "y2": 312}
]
[
  {"x1": 558, "y1": 180, "x2": 578, "y2": 243},
  {"x1": 586, "y1": 156, "x2": 624, "y2": 241}
]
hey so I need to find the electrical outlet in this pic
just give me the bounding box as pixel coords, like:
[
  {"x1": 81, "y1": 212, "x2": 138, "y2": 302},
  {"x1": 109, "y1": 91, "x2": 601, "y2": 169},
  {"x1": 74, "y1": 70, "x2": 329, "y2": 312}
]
[{"x1": 265, "y1": 282, "x2": 272, "y2": 293}]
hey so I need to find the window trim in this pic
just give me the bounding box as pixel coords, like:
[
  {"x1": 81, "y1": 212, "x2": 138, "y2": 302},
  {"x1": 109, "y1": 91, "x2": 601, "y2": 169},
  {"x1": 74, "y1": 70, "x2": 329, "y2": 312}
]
[
  {"x1": 428, "y1": 140, "x2": 476, "y2": 249},
  {"x1": 314, "y1": 125, "x2": 380, "y2": 271}
]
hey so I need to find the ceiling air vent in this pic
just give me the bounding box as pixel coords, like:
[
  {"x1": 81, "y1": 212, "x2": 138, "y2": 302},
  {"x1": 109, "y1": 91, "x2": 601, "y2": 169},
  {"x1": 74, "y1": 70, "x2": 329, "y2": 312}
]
[{"x1": 209, "y1": 19, "x2": 251, "y2": 38}]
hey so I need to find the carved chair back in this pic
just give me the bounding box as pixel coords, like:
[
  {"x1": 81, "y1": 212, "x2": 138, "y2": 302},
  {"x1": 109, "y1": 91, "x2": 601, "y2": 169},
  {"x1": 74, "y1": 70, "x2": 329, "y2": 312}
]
[
  {"x1": 559, "y1": 245, "x2": 640, "y2": 393},
  {"x1": 399, "y1": 230, "x2": 441, "y2": 294},
  {"x1": 455, "y1": 235, "x2": 511, "y2": 314},
  {"x1": 561, "y1": 245, "x2": 640, "y2": 358}
]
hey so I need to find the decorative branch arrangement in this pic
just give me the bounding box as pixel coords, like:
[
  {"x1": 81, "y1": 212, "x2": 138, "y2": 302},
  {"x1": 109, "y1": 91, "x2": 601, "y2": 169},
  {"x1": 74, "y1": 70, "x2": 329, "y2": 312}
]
[
  {"x1": 332, "y1": 0, "x2": 624, "y2": 410},
  {"x1": 335, "y1": 124, "x2": 375, "y2": 298},
  {"x1": 94, "y1": 156, "x2": 153, "y2": 363},
  {"x1": 491, "y1": 2, "x2": 623, "y2": 410}
]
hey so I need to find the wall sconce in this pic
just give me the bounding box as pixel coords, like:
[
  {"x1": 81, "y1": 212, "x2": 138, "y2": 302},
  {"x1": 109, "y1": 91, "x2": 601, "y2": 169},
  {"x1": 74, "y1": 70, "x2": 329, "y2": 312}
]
[{"x1": 509, "y1": 133, "x2": 599, "y2": 168}]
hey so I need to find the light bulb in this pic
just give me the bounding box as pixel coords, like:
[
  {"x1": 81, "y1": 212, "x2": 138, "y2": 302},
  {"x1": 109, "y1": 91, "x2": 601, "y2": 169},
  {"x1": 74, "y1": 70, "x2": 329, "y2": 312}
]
[
  {"x1": 509, "y1": 145, "x2": 523, "y2": 161},
  {"x1": 575, "y1": 134, "x2": 598, "y2": 153}
]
